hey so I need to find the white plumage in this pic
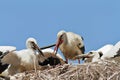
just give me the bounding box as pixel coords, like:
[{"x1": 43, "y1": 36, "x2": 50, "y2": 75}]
[
  {"x1": 1, "y1": 38, "x2": 43, "y2": 75},
  {"x1": 42, "y1": 48, "x2": 62, "y2": 59},
  {"x1": 54, "y1": 30, "x2": 85, "y2": 63},
  {"x1": 97, "y1": 44, "x2": 113, "y2": 55},
  {"x1": 85, "y1": 44, "x2": 114, "y2": 62},
  {"x1": 84, "y1": 42, "x2": 120, "y2": 63},
  {"x1": 0, "y1": 46, "x2": 16, "y2": 53},
  {"x1": 101, "y1": 42, "x2": 120, "y2": 59}
]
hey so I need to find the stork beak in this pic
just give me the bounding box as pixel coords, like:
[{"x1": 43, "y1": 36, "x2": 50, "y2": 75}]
[
  {"x1": 54, "y1": 38, "x2": 63, "y2": 55},
  {"x1": 32, "y1": 42, "x2": 44, "y2": 57}
]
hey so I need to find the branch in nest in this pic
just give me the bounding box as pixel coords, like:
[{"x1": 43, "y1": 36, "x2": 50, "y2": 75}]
[
  {"x1": 107, "y1": 71, "x2": 120, "y2": 80},
  {"x1": 94, "y1": 66, "x2": 106, "y2": 79},
  {"x1": 86, "y1": 64, "x2": 90, "y2": 74},
  {"x1": 74, "y1": 54, "x2": 92, "y2": 59}
]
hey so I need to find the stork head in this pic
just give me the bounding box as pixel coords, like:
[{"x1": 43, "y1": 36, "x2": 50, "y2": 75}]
[
  {"x1": 26, "y1": 37, "x2": 44, "y2": 56},
  {"x1": 26, "y1": 38, "x2": 37, "y2": 49},
  {"x1": 54, "y1": 30, "x2": 66, "y2": 54},
  {"x1": 84, "y1": 51, "x2": 103, "y2": 62}
]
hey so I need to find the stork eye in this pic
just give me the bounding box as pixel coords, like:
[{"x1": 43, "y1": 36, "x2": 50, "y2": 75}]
[
  {"x1": 60, "y1": 35, "x2": 63, "y2": 38},
  {"x1": 60, "y1": 35, "x2": 64, "y2": 39},
  {"x1": 31, "y1": 42, "x2": 36, "y2": 49},
  {"x1": 31, "y1": 41, "x2": 34, "y2": 44},
  {"x1": 89, "y1": 52, "x2": 93, "y2": 54},
  {"x1": 78, "y1": 43, "x2": 81, "y2": 45}
]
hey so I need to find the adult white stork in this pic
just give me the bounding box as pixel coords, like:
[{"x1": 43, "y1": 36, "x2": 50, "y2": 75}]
[
  {"x1": 54, "y1": 30, "x2": 85, "y2": 64},
  {"x1": 38, "y1": 48, "x2": 65, "y2": 66},
  {"x1": 1, "y1": 37, "x2": 44, "y2": 76}
]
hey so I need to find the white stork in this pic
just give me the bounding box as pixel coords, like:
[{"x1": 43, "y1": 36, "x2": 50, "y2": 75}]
[
  {"x1": 101, "y1": 41, "x2": 120, "y2": 60},
  {"x1": 1, "y1": 37, "x2": 44, "y2": 76},
  {"x1": 54, "y1": 30, "x2": 85, "y2": 64},
  {"x1": 84, "y1": 44, "x2": 114, "y2": 62}
]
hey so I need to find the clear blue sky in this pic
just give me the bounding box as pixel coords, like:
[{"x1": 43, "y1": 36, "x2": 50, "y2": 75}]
[{"x1": 0, "y1": 0, "x2": 120, "y2": 58}]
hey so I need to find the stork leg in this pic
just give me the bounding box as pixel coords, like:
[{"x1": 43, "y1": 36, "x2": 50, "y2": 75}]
[
  {"x1": 33, "y1": 59, "x2": 37, "y2": 73},
  {"x1": 65, "y1": 58, "x2": 68, "y2": 64},
  {"x1": 78, "y1": 59, "x2": 80, "y2": 64}
]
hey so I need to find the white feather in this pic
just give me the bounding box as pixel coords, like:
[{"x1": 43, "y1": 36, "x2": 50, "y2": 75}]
[
  {"x1": 101, "y1": 42, "x2": 120, "y2": 59},
  {"x1": 41, "y1": 48, "x2": 63, "y2": 59},
  {"x1": 0, "y1": 46, "x2": 16, "y2": 53}
]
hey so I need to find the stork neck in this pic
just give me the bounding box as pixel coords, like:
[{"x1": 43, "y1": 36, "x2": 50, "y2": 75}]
[
  {"x1": 63, "y1": 33, "x2": 68, "y2": 45},
  {"x1": 26, "y1": 42, "x2": 31, "y2": 49}
]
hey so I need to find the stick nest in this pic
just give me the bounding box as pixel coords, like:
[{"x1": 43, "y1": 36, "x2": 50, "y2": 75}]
[{"x1": 1, "y1": 60, "x2": 120, "y2": 80}]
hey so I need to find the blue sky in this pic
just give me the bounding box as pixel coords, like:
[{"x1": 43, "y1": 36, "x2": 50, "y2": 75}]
[{"x1": 0, "y1": 0, "x2": 120, "y2": 61}]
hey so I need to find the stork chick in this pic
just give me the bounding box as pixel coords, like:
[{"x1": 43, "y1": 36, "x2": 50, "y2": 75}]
[
  {"x1": 1, "y1": 37, "x2": 44, "y2": 76},
  {"x1": 38, "y1": 48, "x2": 65, "y2": 66}
]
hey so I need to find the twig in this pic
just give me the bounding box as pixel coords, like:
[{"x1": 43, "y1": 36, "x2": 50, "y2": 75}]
[
  {"x1": 107, "y1": 71, "x2": 120, "y2": 80},
  {"x1": 116, "y1": 76, "x2": 119, "y2": 80},
  {"x1": 86, "y1": 64, "x2": 90, "y2": 74},
  {"x1": 94, "y1": 66, "x2": 106, "y2": 80},
  {"x1": 75, "y1": 65, "x2": 79, "y2": 80},
  {"x1": 103, "y1": 66, "x2": 108, "y2": 71},
  {"x1": 74, "y1": 54, "x2": 92, "y2": 59}
]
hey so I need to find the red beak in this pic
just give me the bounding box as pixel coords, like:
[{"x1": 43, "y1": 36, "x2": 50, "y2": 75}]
[{"x1": 54, "y1": 38, "x2": 63, "y2": 55}]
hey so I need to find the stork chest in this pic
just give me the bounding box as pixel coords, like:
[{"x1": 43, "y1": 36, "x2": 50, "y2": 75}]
[{"x1": 59, "y1": 44, "x2": 80, "y2": 59}]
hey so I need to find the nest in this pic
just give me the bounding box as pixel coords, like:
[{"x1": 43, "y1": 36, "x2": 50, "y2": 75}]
[{"x1": 1, "y1": 60, "x2": 120, "y2": 80}]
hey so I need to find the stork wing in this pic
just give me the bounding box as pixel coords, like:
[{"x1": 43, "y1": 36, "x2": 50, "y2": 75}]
[{"x1": 1, "y1": 51, "x2": 20, "y2": 66}]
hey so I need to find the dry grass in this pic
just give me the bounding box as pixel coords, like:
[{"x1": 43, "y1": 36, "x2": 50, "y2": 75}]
[{"x1": 0, "y1": 60, "x2": 116, "y2": 80}]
